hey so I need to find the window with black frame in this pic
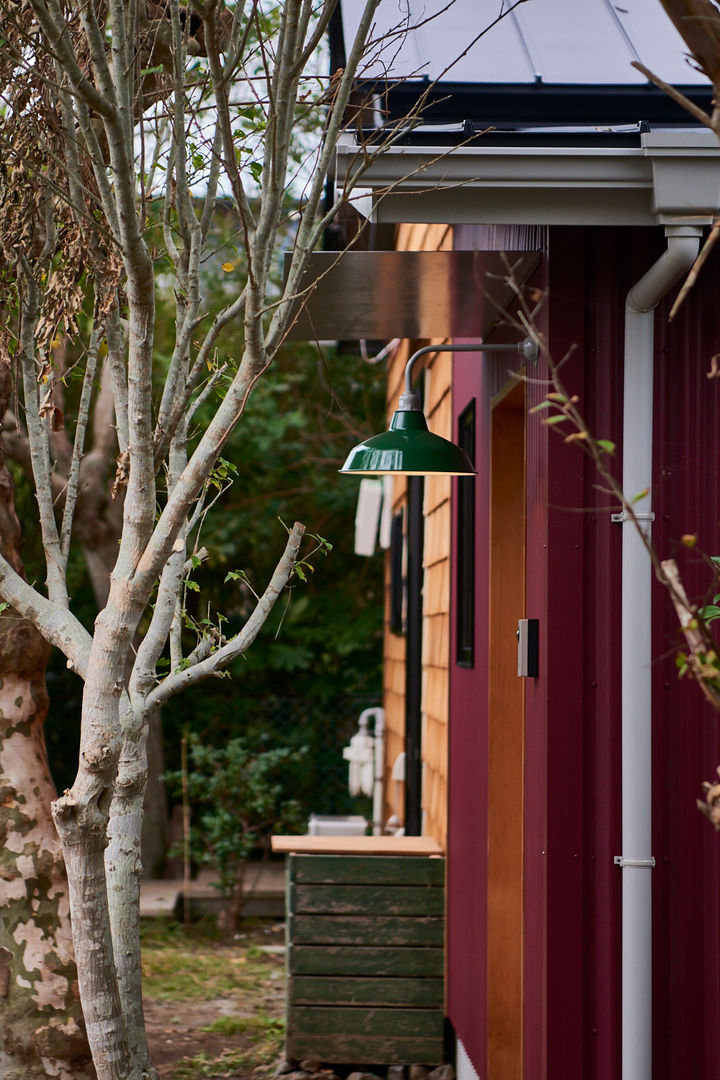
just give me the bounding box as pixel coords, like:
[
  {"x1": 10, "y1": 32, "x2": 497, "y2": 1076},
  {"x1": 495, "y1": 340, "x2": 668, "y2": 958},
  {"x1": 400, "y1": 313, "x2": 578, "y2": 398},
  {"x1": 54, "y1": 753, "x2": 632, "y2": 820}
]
[
  {"x1": 456, "y1": 400, "x2": 476, "y2": 666},
  {"x1": 389, "y1": 509, "x2": 405, "y2": 635}
]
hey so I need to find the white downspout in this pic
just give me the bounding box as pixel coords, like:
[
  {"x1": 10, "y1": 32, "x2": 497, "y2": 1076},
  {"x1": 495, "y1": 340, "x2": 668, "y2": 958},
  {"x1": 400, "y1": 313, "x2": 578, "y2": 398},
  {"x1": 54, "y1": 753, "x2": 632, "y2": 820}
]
[{"x1": 620, "y1": 224, "x2": 701, "y2": 1080}]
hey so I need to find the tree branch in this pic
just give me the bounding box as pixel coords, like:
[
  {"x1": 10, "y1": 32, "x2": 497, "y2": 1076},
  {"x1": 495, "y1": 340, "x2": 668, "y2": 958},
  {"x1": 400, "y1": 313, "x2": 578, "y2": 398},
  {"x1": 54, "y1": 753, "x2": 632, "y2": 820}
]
[
  {"x1": 0, "y1": 554, "x2": 91, "y2": 675},
  {"x1": 145, "y1": 521, "x2": 305, "y2": 708},
  {"x1": 16, "y1": 265, "x2": 67, "y2": 606},
  {"x1": 60, "y1": 323, "x2": 102, "y2": 562}
]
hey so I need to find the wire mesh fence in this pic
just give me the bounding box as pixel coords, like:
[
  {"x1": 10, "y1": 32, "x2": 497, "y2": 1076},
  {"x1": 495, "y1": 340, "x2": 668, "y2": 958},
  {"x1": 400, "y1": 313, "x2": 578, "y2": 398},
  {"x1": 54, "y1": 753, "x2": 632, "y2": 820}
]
[{"x1": 234, "y1": 693, "x2": 380, "y2": 822}]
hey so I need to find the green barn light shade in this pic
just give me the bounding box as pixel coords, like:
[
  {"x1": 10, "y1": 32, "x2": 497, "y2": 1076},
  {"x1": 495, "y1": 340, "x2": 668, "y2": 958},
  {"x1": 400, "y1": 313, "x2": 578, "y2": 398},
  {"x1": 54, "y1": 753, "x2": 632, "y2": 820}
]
[
  {"x1": 340, "y1": 338, "x2": 537, "y2": 477},
  {"x1": 340, "y1": 401, "x2": 475, "y2": 476}
]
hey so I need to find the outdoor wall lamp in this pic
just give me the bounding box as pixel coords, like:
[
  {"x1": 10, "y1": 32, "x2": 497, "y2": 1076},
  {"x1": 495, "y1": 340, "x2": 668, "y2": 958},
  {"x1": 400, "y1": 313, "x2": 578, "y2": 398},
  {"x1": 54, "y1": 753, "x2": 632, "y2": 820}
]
[{"x1": 340, "y1": 338, "x2": 538, "y2": 476}]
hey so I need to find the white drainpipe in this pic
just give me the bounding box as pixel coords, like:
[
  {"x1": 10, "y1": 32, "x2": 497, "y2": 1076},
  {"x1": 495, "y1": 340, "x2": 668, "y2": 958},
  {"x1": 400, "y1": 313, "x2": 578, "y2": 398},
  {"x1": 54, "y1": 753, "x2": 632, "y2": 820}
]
[{"x1": 620, "y1": 224, "x2": 701, "y2": 1080}]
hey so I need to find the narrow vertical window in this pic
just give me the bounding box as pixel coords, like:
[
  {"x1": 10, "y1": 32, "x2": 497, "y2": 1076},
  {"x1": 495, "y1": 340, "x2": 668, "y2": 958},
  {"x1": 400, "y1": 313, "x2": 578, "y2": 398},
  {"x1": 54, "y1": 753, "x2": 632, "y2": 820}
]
[
  {"x1": 456, "y1": 400, "x2": 476, "y2": 666},
  {"x1": 389, "y1": 510, "x2": 405, "y2": 635}
]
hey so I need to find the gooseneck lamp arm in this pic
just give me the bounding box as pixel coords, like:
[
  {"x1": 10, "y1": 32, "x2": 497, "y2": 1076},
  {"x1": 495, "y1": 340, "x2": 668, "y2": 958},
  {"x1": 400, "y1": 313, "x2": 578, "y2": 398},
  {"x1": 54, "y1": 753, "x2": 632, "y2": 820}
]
[
  {"x1": 340, "y1": 336, "x2": 538, "y2": 477},
  {"x1": 398, "y1": 338, "x2": 538, "y2": 408}
]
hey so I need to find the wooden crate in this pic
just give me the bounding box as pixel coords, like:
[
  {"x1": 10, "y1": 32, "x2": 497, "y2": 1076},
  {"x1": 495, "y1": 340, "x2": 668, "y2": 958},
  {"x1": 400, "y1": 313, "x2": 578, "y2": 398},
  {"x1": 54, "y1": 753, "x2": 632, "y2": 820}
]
[{"x1": 285, "y1": 853, "x2": 445, "y2": 1065}]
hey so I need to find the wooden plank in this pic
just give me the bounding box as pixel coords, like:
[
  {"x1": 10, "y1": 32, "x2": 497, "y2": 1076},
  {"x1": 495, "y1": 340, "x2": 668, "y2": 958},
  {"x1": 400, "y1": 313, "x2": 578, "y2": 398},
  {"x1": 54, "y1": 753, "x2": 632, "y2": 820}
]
[
  {"x1": 289, "y1": 914, "x2": 444, "y2": 947},
  {"x1": 285, "y1": 1032, "x2": 444, "y2": 1066},
  {"x1": 289, "y1": 1006, "x2": 444, "y2": 1039},
  {"x1": 488, "y1": 383, "x2": 526, "y2": 1080},
  {"x1": 291, "y1": 884, "x2": 444, "y2": 917},
  {"x1": 289, "y1": 855, "x2": 444, "y2": 887},
  {"x1": 289, "y1": 975, "x2": 443, "y2": 1008},
  {"x1": 271, "y1": 836, "x2": 443, "y2": 856},
  {"x1": 289, "y1": 945, "x2": 443, "y2": 977}
]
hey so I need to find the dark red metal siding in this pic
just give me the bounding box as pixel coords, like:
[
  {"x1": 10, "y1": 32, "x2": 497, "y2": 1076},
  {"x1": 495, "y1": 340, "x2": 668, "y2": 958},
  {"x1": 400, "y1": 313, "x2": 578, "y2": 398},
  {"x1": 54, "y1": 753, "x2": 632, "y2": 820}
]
[
  {"x1": 653, "y1": 262, "x2": 720, "y2": 1079},
  {"x1": 448, "y1": 224, "x2": 549, "y2": 1073},
  {"x1": 448, "y1": 223, "x2": 720, "y2": 1080},
  {"x1": 539, "y1": 227, "x2": 630, "y2": 1080},
  {"x1": 539, "y1": 226, "x2": 720, "y2": 1080}
]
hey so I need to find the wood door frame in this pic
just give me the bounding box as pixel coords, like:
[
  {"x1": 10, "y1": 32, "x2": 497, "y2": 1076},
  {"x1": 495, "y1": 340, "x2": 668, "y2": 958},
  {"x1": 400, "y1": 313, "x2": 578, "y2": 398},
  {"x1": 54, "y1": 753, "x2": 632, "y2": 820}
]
[{"x1": 487, "y1": 377, "x2": 526, "y2": 1079}]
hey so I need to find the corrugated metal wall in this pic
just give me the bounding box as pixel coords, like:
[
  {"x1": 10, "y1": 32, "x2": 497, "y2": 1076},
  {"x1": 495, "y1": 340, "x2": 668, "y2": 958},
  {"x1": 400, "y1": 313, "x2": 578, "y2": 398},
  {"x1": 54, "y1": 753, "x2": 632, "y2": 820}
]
[
  {"x1": 448, "y1": 224, "x2": 720, "y2": 1080},
  {"x1": 652, "y1": 252, "x2": 720, "y2": 1079}
]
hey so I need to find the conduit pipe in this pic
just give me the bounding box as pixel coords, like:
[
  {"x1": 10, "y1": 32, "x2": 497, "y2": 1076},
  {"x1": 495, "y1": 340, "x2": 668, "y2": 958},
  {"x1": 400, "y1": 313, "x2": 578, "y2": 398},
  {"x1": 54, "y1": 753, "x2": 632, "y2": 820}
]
[
  {"x1": 372, "y1": 708, "x2": 385, "y2": 836},
  {"x1": 620, "y1": 224, "x2": 701, "y2": 1080}
]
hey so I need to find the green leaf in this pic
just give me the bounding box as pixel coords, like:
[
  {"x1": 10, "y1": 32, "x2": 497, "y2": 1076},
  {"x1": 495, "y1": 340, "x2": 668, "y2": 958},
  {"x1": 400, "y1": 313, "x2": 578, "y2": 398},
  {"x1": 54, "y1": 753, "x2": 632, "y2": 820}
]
[
  {"x1": 185, "y1": 579, "x2": 200, "y2": 592},
  {"x1": 596, "y1": 439, "x2": 615, "y2": 455},
  {"x1": 545, "y1": 414, "x2": 567, "y2": 426},
  {"x1": 225, "y1": 569, "x2": 250, "y2": 585}
]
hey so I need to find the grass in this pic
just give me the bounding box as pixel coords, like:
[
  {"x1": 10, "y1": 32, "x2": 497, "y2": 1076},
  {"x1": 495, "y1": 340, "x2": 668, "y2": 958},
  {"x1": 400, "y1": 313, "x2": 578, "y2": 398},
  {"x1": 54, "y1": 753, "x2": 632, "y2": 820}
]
[
  {"x1": 169, "y1": 1017, "x2": 285, "y2": 1080},
  {"x1": 165, "y1": 1016, "x2": 285, "y2": 1080},
  {"x1": 140, "y1": 918, "x2": 276, "y2": 1002},
  {"x1": 168, "y1": 1049, "x2": 261, "y2": 1080},
  {"x1": 200, "y1": 1014, "x2": 284, "y2": 1039},
  {"x1": 141, "y1": 917, "x2": 286, "y2": 1079}
]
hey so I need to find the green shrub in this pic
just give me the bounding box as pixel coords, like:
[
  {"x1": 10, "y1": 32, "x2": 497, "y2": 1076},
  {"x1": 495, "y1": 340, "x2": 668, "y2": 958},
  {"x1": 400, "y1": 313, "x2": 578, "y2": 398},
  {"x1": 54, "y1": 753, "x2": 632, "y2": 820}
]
[{"x1": 165, "y1": 734, "x2": 306, "y2": 929}]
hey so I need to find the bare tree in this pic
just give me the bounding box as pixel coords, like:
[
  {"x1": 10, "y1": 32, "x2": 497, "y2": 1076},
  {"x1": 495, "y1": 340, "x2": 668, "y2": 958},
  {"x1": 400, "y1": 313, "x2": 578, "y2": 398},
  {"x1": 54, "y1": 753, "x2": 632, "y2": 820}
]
[{"x1": 0, "y1": 1, "x2": 410, "y2": 1076}]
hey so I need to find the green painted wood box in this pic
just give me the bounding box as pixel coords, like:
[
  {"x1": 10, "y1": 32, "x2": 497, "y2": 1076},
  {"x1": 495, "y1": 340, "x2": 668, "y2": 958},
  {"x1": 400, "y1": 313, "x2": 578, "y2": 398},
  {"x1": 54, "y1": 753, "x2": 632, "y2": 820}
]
[{"x1": 285, "y1": 853, "x2": 445, "y2": 1065}]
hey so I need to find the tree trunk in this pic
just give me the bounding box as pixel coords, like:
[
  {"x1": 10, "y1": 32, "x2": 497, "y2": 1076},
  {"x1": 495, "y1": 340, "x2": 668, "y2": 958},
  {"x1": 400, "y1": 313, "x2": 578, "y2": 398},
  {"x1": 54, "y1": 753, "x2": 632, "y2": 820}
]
[
  {"x1": 79, "y1": 536, "x2": 168, "y2": 882},
  {"x1": 106, "y1": 700, "x2": 156, "y2": 1077},
  {"x1": 0, "y1": 466, "x2": 93, "y2": 1078},
  {"x1": 52, "y1": 585, "x2": 150, "y2": 1080}
]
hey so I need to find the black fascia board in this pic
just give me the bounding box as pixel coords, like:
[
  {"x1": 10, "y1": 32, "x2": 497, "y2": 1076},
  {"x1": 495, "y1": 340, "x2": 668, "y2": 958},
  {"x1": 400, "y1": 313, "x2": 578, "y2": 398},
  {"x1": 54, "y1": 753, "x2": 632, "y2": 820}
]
[
  {"x1": 358, "y1": 123, "x2": 644, "y2": 148},
  {"x1": 359, "y1": 78, "x2": 712, "y2": 128}
]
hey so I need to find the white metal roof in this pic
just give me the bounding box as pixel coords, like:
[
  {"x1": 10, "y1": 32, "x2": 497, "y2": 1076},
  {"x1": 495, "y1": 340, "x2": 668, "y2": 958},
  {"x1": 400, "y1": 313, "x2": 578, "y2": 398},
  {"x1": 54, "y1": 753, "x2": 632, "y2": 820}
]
[{"x1": 343, "y1": 0, "x2": 709, "y2": 86}]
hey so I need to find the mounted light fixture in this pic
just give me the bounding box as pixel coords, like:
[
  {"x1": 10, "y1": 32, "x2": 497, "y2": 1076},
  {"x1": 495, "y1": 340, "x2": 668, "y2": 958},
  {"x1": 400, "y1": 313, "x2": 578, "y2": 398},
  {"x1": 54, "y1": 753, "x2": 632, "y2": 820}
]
[{"x1": 340, "y1": 338, "x2": 538, "y2": 476}]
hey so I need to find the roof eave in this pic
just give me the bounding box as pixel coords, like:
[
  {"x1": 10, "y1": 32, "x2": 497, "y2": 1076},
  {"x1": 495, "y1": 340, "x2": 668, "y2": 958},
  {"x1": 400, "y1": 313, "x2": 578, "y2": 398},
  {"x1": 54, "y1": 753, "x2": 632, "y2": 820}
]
[{"x1": 335, "y1": 129, "x2": 720, "y2": 227}]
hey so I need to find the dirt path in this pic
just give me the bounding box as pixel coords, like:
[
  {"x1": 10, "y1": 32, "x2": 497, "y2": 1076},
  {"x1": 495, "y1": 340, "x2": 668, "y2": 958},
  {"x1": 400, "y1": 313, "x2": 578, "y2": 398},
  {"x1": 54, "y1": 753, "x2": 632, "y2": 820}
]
[
  {"x1": 142, "y1": 921, "x2": 286, "y2": 1079},
  {"x1": 145, "y1": 989, "x2": 284, "y2": 1077}
]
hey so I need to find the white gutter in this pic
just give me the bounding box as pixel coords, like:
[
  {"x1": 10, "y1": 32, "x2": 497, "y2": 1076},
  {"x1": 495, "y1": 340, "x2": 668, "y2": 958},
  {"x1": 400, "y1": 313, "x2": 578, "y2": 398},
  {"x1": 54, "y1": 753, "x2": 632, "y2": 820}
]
[
  {"x1": 619, "y1": 224, "x2": 701, "y2": 1080},
  {"x1": 336, "y1": 129, "x2": 719, "y2": 227}
]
